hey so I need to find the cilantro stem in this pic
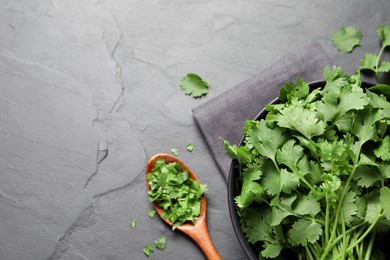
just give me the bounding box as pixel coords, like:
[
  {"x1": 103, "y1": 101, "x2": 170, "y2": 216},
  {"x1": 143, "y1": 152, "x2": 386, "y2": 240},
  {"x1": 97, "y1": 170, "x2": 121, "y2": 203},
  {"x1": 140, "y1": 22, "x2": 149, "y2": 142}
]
[
  {"x1": 346, "y1": 212, "x2": 382, "y2": 254},
  {"x1": 375, "y1": 45, "x2": 386, "y2": 80},
  {"x1": 364, "y1": 229, "x2": 376, "y2": 260},
  {"x1": 319, "y1": 164, "x2": 358, "y2": 260},
  {"x1": 340, "y1": 211, "x2": 348, "y2": 260},
  {"x1": 324, "y1": 193, "x2": 330, "y2": 245}
]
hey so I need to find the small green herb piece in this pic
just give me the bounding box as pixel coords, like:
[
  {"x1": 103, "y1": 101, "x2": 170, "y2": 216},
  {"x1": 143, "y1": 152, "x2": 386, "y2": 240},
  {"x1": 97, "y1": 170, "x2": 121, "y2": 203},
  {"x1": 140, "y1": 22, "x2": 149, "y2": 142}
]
[
  {"x1": 148, "y1": 209, "x2": 156, "y2": 218},
  {"x1": 147, "y1": 158, "x2": 207, "y2": 230},
  {"x1": 143, "y1": 243, "x2": 154, "y2": 256},
  {"x1": 130, "y1": 219, "x2": 136, "y2": 228},
  {"x1": 180, "y1": 73, "x2": 209, "y2": 98},
  {"x1": 155, "y1": 235, "x2": 166, "y2": 250},
  {"x1": 331, "y1": 26, "x2": 362, "y2": 53},
  {"x1": 186, "y1": 143, "x2": 195, "y2": 152},
  {"x1": 170, "y1": 148, "x2": 179, "y2": 156}
]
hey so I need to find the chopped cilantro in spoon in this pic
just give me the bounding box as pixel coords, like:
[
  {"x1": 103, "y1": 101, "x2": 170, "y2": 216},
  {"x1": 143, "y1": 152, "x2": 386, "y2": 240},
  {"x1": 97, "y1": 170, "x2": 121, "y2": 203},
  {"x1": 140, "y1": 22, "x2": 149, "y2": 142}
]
[{"x1": 147, "y1": 158, "x2": 207, "y2": 230}]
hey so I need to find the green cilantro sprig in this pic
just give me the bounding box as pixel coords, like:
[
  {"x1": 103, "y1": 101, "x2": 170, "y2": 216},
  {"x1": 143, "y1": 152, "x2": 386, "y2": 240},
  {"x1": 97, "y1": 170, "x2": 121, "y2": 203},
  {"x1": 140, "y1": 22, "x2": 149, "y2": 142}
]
[
  {"x1": 224, "y1": 66, "x2": 390, "y2": 259},
  {"x1": 147, "y1": 158, "x2": 207, "y2": 230},
  {"x1": 332, "y1": 25, "x2": 390, "y2": 82}
]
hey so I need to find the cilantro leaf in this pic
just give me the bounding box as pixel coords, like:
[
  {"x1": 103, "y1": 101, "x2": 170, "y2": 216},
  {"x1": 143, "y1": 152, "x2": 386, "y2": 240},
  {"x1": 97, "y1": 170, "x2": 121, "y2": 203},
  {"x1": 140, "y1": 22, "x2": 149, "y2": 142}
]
[
  {"x1": 288, "y1": 219, "x2": 323, "y2": 246},
  {"x1": 155, "y1": 236, "x2": 166, "y2": 250},
  {"x1": 242, "y1": 208, "x2": 274, "y2": 243},
  {"x1": 374, "y1": 136, "x2": 390, "y2": 161},
  {"x1": 222, "y1": 138, "x2": 251, "y2": 164},
  {"x1": 359, "y1": 53, "x2": 378, "y2": 72},
  {"x1": 275, "y1": 105, "x2": 326, "y2": 139},
  {"x1": 293, "y1": 195, "x2": 321, "y2": 217},
  {"x1": 331, "y1": 26, "x2": 362, "y2": 53},
  {"x1": 341, "y1": 191, "x2": 358, "y2": 225},
  {"x1": 378, "y1": 61, "x2": 390, "y2": 73},
  {"x1": 279, "y1": 77, "x2": 310, "y2": 103},
  {"x1": 180, "y1": 73, "x2": 209, "y2": 98},
  {"x1": 377, "y1": 24, "x2": 390, "y2": 48},
  {"x1": 380, "y1": 187, "x2": 390, "y2": 221},
  {"x1": 276, "y1": 139, "x2": 304, "y2": 173},
  {"x1": 261, "y1": 242, "x2": 283, "y2": 259},
  {"x1": 244, "y1": 120, "x2": 287, "y2": 163},
  {"x1": 235, "y1": 168, "x2": 264, "y2": 208},
  {"x1": 353, "y1": 165, "x2": 381, "y2": 188},
  {"x1": 270, "y1": 195, "x2": 297, "y2": 226},
  {"x1": 364, "y1": 192, "x2": 382, "y2": 223}
]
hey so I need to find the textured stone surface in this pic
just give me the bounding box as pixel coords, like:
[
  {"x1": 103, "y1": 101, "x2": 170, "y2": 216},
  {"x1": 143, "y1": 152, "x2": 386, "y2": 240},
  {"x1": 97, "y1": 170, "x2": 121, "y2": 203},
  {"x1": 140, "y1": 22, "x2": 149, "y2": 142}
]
[{"x1": 0, "y1": 0, "x2": 389, "y2": 259}]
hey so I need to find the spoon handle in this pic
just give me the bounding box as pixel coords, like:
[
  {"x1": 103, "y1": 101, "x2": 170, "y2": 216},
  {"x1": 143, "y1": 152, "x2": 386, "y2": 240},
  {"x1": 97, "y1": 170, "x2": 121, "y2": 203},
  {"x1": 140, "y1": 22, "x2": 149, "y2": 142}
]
[{"x1": 187, "y1": 219, "x2": 222, "y2": 260}]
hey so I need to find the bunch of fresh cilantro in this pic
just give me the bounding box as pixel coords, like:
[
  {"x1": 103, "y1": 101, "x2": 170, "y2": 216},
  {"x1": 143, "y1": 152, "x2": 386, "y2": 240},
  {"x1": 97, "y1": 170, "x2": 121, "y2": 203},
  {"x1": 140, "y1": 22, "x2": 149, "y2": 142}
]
[
  {"x1": 147, "y1": 158, "x2": 207, "y2": 230},
  {"x1": 224, "y1": 66, "x2": 390, "y2": 259}
]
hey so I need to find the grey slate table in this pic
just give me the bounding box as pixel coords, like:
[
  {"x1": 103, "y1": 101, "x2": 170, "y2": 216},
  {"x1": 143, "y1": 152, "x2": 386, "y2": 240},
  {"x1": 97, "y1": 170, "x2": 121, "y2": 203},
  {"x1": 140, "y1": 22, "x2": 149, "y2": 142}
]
[{"x1": 1, "y1": 1, "x2": 389, "y2": 259}]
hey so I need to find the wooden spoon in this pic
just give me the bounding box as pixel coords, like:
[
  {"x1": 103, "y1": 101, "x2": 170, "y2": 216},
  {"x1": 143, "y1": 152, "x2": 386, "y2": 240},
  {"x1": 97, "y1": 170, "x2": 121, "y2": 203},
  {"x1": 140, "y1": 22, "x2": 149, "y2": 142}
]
[{"x1": 146, "y1": 153, "x2": 222, "y2": 260}]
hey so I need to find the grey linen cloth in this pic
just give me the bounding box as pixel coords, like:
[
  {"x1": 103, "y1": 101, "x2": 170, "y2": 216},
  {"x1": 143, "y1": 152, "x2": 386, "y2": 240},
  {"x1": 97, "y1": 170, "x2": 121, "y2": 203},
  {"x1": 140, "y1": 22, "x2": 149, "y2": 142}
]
[{"x1": 193, "y1": 42, "x2": 333, "y2": 182}]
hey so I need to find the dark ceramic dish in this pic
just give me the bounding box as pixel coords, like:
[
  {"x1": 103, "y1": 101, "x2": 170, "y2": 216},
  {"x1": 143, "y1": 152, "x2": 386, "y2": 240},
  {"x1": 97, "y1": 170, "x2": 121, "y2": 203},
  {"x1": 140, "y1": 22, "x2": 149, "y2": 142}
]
[{"x1": 227, "y1": 80, "x2": 388, "y2": 259}]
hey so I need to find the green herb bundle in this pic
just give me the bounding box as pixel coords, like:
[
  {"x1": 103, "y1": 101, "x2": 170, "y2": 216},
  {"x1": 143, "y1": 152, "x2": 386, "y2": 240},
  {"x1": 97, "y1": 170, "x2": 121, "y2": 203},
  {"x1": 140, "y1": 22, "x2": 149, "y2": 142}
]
[
  {"x1": 147, "y1": 158, "x2": 207, "y2": 230},
  {"x1": 224, "y1": 67, "x2": 390, "y2": 259}
]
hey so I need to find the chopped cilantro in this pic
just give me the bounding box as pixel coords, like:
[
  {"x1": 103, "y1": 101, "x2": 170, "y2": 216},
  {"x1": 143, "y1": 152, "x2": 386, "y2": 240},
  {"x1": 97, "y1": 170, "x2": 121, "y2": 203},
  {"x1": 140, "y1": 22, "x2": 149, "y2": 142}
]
[
  {"x1": 155, "y1": 236, "x2": 166, "y2": 250},
  {"x1": 180, "y1": 73, "x2": 209, "y2": 98},
  {"x1": 331, "y1": 26, "x2": 362, "y2": 53},
  {"x1": 143, "y1": 243, "x2": 153, "y2": 257},
  {"x1": 170, "y1": 148, "x2": 179, "y2": 156},
  {"x1": 148, "y1": 209, "x2": 156, "y2": 218},
  {"x1": 186, "y1": 143, "x2": 195, "y2": 152},
  {"x1": 147, "y1": 158, "x2": 207, "y2": 230},
  {"x1": 224, "y1": 66, "x2": 390, "y2": 259}
]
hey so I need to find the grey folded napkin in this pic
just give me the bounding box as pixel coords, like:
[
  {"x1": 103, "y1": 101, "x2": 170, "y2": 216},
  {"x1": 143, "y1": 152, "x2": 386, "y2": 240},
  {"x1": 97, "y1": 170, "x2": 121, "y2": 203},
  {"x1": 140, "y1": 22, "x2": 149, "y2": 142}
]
[{"x1": 193, "y1": 42, "x2": 333, "y2": 182}]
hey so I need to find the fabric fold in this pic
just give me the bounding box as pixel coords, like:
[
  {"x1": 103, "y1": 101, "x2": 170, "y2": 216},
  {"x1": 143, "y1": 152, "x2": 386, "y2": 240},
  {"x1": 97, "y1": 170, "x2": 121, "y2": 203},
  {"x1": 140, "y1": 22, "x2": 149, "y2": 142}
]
[{"x1": 193, "y1": 42, "x2": 333, "y2": 181}]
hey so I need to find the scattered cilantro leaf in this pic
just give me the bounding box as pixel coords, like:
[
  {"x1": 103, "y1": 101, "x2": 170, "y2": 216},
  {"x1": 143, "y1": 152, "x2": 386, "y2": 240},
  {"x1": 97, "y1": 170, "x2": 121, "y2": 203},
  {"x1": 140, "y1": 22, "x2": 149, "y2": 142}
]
[
  {"x1": 170, "y1": 148, "x2": 179, "y2": 156},
  {"x1": 180, "y1": 73, "x2": 209, "y2": 98},
  {"x1": 143, "y1": 243, "x2": 154, "y2": 256},
  {"x1": 186, "y1": 143, "x2": 195, "y2": 152},
  {"x1": 155, "y1": 236, "x2": 166, "y2": 250},
  {"x1": 148, "y1": 209, "x2": 156, "y2": 218},
  {"x1": 331, "y1": 26, "x2": 362, "y2": 53}
]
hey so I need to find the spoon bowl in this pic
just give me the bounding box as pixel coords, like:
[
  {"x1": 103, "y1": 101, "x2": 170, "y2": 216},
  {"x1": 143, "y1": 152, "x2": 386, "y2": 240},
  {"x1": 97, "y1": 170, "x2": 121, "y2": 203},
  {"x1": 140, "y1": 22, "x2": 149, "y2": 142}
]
[{"x1": 146, "y1": 153, "x2": 221, "y2": 260}]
